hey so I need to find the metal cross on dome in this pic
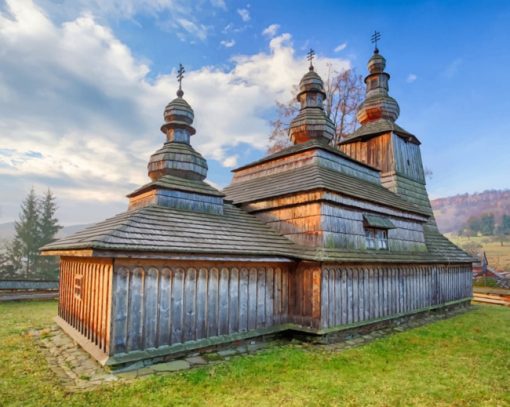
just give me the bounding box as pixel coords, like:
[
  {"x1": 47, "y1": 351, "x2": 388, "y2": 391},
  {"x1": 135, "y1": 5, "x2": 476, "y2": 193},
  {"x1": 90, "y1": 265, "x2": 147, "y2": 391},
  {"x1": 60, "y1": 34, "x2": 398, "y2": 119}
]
[
  {"x1": 307, "y1": 48, "x2": 315, "y2": 69},
  {"x1": 177, "y1": 63, "x2": 185, "y2": 90},
  {"x1": 371, "y1": 31, "x2": 381, "y2": 52}
]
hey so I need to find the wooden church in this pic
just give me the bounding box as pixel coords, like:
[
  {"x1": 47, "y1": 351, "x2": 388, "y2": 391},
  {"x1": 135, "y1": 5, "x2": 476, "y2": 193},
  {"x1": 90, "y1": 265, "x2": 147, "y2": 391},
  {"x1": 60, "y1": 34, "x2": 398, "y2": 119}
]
[{"x1": 42, "y1": 46, "x2": 473, "y2": 367}]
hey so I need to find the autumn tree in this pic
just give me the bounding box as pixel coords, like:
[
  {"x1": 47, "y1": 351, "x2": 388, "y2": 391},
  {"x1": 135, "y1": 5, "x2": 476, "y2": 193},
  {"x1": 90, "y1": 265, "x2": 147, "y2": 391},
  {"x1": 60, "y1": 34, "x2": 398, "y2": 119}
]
[
  {"x1": 267, "y1": 68, "x2": 364, "y2": 153},
  {"x1": 323, "y1": 66, "x2": 364, "y2": 145}
]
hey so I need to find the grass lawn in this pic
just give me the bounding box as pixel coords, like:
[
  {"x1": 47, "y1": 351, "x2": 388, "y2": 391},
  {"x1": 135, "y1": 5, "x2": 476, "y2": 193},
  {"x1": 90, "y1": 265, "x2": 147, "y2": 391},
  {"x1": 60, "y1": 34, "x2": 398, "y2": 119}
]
[{"x1": 1, "y1": 301, "x2": 509, "y2": 406}]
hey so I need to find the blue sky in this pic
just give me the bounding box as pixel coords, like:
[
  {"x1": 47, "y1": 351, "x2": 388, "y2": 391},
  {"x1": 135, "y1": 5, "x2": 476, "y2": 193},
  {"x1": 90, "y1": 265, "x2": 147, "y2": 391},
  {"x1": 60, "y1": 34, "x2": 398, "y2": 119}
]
[{"x1": 0, "y1": 0, "x2": 509, "y2": 225}]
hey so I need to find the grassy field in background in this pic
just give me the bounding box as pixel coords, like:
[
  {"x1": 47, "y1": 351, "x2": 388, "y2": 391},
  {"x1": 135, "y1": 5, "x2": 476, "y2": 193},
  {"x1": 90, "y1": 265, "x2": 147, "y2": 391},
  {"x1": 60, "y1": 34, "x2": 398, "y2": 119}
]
[
  {"x1": 447, "y1": 234, "x2": 510, "y2": 272},
  {"x1": 1, "y1": 300, "x2": 509, "y2": 407}
]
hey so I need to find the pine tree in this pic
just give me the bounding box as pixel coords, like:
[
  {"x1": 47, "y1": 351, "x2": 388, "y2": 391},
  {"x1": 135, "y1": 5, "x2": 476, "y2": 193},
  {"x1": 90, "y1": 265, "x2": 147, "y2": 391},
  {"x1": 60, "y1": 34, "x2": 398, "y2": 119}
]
[
  {"x1": 13, "y1": 188, "x2": 40, "y2": 278},
  {"x1": 37, "y1": 189, "x2": 61, "y2": 278}
]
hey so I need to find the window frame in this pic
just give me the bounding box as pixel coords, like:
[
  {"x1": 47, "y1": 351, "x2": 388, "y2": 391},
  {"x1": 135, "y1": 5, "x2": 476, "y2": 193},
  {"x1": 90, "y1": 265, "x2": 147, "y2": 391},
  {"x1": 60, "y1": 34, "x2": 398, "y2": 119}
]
[{"x1": 364, "y1": 227, "x2": 389, "y2": 251}]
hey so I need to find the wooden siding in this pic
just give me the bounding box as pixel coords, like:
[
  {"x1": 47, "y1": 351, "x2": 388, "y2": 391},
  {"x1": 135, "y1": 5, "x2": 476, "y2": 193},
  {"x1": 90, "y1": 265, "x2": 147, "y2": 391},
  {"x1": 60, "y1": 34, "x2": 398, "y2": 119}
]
[
  {"x1": 232, "y1": 146, "x2": 379, "y2": 185},
  {"x1": 320, "y1": 264, "x2": 472, "y2": 329},
  {"x1": 128, "y1": 188, "x2": 224, "y2": 214},
  {"x1": 339, "y1": 132, "x2": 425, "y2": 184},
  {"x1": 59, "y1": 257, "x2": 113, "y2": 354},
  {"x1": 289, "y1": 263, "x2": 322, "y2": 328},
  {"x1": 110, "y1": 260, "x2": 290, "y2": 354},
  {"x1": 249, "y1": 194, "x2": 427, "y2": 251},
  {"x1": 339, "y1": 132, "x2": 393, "y2": 173}
]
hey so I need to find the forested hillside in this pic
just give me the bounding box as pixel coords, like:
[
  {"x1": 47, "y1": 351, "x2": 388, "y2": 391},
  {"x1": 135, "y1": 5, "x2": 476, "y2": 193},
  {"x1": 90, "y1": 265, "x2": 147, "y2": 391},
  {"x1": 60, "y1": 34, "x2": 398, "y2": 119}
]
[{"x1": 431, "y1": 190, "x2": 510, "y2": 234}]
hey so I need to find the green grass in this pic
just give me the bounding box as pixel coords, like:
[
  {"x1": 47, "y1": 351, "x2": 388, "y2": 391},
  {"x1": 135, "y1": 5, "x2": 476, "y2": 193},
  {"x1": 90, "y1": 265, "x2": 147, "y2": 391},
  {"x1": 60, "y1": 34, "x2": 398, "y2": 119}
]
[{"x1": 1, "y1": 301, "x2": 510, "y2": 406}]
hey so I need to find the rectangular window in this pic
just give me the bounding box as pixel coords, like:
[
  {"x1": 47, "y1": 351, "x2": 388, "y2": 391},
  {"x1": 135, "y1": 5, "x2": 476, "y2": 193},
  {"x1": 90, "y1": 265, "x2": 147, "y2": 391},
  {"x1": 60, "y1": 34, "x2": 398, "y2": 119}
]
[
  {"x1": 365, "y1": 228, "x2": 388, "y2": 250},
  {"x1": 74, "y1": 275, "x2": 83, "y2": 300}
]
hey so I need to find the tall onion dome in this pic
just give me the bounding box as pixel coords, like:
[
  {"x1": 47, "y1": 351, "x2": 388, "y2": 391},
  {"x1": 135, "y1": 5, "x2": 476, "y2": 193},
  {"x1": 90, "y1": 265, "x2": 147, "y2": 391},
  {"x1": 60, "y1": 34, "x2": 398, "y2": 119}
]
[
  {"x1": 288, "y1": 52, "x2": 336, "y2": 145},
  {"x1": 147, "y1": 72, "x2": 208, "y2": 181},
  {"x1": 356, "y1": 49, "x2": 400, "y2": 125}
]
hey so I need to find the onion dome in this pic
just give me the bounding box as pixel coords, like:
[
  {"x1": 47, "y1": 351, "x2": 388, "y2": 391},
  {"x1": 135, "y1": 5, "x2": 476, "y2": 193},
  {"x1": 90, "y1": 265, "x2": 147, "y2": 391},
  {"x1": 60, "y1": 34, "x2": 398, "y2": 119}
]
[
  {"x1": 288, "y1": 53, "x2": 336, "y2": 145},
  {"x1": 356, "y1": 49, "x2": 400, "y2": 125},
  {"x1": 148, "y1": 70, "x2": 207, "y2": 181}
]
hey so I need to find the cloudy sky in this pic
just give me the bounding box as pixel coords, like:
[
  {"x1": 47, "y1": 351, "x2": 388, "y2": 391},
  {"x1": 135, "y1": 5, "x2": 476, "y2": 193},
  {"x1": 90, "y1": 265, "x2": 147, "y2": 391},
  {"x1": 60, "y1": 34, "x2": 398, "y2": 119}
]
[{"x1": 1, "y1": 0, "x2": 509, "y2": 225}]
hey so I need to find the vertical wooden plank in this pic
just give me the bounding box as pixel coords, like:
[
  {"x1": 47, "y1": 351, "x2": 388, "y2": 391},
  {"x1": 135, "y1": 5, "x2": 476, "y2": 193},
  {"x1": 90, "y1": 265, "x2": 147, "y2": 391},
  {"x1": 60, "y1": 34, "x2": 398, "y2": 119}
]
[
  {"x1": 239, "y1": 268, "x2": 249, "y2": 331},
  {"x1": 328, "y1": 268, "x2": 335, "y2": 327},
  {"x1": 334, "y1": 269, "x2": 342, "y2": 326},
  {"x1": 353, "y1": 267, "x2": 359, "y2": 322},
  {"x1": 171, "y1": 268, "x2": 184, "y2": 344},
  {"x1": 229, "y1": 268, "x2": 240, "y2": 334},
  {"x1": 341, "y1": 268, "x2": 348, "y2": 324},
  {"x1": 207, "y1": 268, "x2": 219, "y2": 338},
  {"x1": 266, "y1": 267, "x2": 274, "y2": 328},
  {"x1": 320, "y1": 268, "x2": 329, "y2": 328},
  {"x1": 347, "y1": 268, "x2": 354, "y2": 324},
  {"x1": 256, "y1": 268, "x2": 266, "y2": 328},
  {"x1": 97, "y1": 263, "x2": 105, "y2": 349},
  {"x1": 274, "y1": 267, "x2": 282, "y2": 325},
  {"x1": 144, "y1": 267, "x2": 158, "y2": 349},
  {"x1": 111, "y1": 266, "x2": 129, "y2": 354},
  {"x1": 127, "y1": 267, "x2": 143, "y2": 352},
  {"x1": 196, "y1": 268, "x2": 207, "y2": 340},
  {"x1": 158, "y1": 268, "x2": 171, "y2": 347},
  {"x1": 248, "y1": 268, "x2": 257, "y2": 330},
  {"x1": 282, "y1": 267, "x2": 289, "y2": 320},
  {"x1": 219, "y1": 268, "x2": 229, "y2": 335},
  {"x1": 183, "y1": 268, "x2": 197, "y2": 342}
]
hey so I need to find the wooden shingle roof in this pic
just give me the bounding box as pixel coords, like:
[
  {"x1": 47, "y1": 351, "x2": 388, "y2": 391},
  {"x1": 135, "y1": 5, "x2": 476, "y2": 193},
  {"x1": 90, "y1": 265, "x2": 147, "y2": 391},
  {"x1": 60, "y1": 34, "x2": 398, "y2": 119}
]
[
  {"x1": 233, "y1": 139, "x2": 377, "y2": 172},
  {"x1": 224, "y1": 164, "x2": 430, "y2": 216},
  {"x1": 41, "y1": 204, "x2": 300, "y2": 258},
  {"x1": 127, "y1": 174, "x2": 224, "y2": 198},
  {"x1": 41, "y1": 204, "x2": 471, "y2": 264},
  {"x1": 340, "y1": 119, "x2": 419, "y2": 144}
]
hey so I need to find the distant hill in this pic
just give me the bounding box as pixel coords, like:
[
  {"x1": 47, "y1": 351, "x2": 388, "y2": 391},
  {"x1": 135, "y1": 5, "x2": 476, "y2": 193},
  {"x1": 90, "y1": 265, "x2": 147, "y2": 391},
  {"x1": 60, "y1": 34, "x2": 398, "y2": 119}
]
[
  {"x1": 0, "y1": 222, "x2": 91, "y2": 243},
  {"x1": 431, "y1": 189, "x2": 510, "y2": 234}
]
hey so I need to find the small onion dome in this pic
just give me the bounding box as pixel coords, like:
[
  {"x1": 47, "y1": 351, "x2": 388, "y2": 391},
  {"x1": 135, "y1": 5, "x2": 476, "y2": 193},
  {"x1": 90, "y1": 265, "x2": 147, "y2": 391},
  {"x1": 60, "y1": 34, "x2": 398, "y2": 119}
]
[
  {"x1": 367, "y1": 50, "x2": 386, "y2": 74},
  {"x1": 356, "y1": 94, "x2": 400, "y2": 124},
  {"x1": 161, "y1": 94, "x2": 196, "y2": 136},
  {"x1": 289, "y1": 108, "x2": 336, "y2": 144},
  {"x1": 148, "y1": 142, "x2": 208, "y2": 181},
  {"x1": 296, "y1": 69, "x2": 327, "y2": 101},
  {"x1": 357, "y1": 50, "x2": 400, "y2": 125}
]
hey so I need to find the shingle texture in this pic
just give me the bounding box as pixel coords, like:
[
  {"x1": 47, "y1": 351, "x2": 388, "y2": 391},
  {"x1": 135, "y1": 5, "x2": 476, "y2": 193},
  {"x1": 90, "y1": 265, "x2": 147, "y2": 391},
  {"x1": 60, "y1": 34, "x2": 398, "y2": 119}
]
[
  {"x1": 341, "y1": 119, "x2": 418, "y2": 144},
  {"x1": 41, "y1": 204, "x2": 472, "y2": 263},
  {"x1": 127, "y1": 174, "x2": 224, "y2": 198},
  {"x1": 233, "y1": 139, "x2": 376, "y2": 172},
  {"x1": 41, "y1": 204, "x2": 299, "y2": 257},
  {"x1": 224, "y1": 164, "x2": 429, "y2": 216}
]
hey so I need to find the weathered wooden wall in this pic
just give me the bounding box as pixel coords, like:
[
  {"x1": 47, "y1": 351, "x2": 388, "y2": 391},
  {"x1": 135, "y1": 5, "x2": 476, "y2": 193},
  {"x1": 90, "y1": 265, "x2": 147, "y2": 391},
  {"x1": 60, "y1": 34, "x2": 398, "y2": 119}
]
[
  {"x1": 249, "y1": 192, "x2": 427, "y2": 251},
  {"x1": 289, "y1": 262, "x2": 321, "y2": 328},
  {"x1": 232, "y1": 148, "x2": 380, "y2": 185},
  {"x1": 59, "y1": 257, "x2": 113, "y2": 354},
  {"x1": 320, "y1": 264, "x2": 472, "y2": 329},
  {"x1": 339, "y1": 132, "x2": 425, "y2": 184},
  {"x1": 110, "y1": 260, "x2": 290, "y2": 354}
]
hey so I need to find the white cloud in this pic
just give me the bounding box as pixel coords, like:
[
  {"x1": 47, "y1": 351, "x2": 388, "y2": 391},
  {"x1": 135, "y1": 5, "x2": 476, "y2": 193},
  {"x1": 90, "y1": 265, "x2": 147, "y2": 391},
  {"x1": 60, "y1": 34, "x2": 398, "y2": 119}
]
[
  {"x1": 406, "y1": 73, "x2": 417, "y2": 83},
  {"x1": 262, "y1": 24, "x2": 280, "y2": 38},
  {"x1": 176, "y1": 18, "x2": 207, "y2": 41},
  {"x1": 237, "y1": 8, "x2": 250, "y2": 22},
  {"x1": 220, "y1": 39, "x2": 236, "y2": 48},
  {"x1": 334, "y1": 42, "x2": 347, "y2": 52},
  {"x1": 0, "y1": 0, "x2": 350, "y2": 223},
  {"x1": 222, "y1": 156, "x2": 238, "y2": 168},
  {"x1": 210, "y1": 0, "x2": 227, "y2": 10}
]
